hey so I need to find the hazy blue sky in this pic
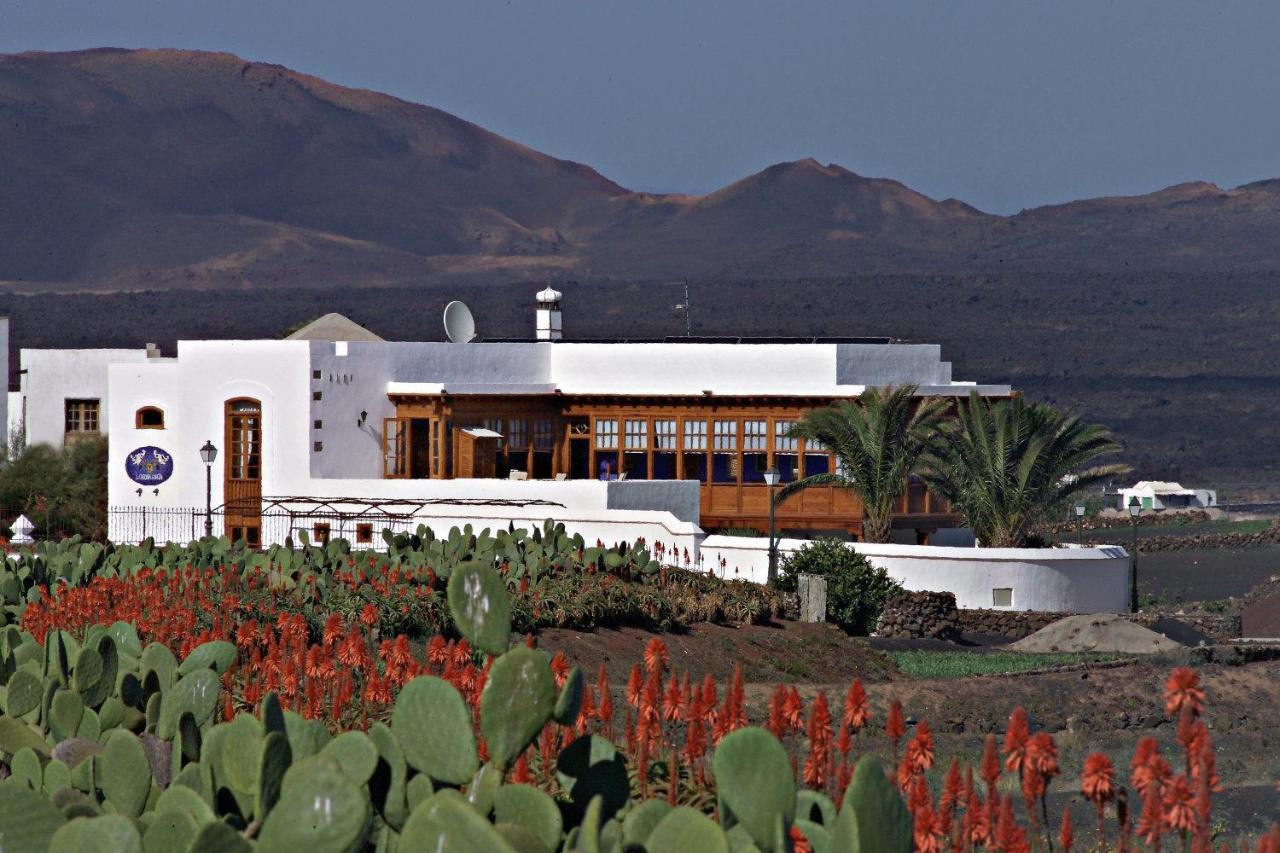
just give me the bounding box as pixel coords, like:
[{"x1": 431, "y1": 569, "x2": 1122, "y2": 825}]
[{"x1": 5, "y1": 1, "x2": 1278, "y2": 213}]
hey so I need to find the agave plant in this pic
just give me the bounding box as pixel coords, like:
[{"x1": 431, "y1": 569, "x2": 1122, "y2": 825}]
[
  {"x1": 922, "y1": 391, "x2": 1130, "y2": 548},
  {"x1": 778, "y1": 385, "x2": 949, "y2": 544}
]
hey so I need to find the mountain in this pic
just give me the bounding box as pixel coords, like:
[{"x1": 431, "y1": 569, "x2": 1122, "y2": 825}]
[
  {"x1": 6, "y1": 48, "x2": 1280, "y2": 291},
  {"x1": 0, "y1": 48, "x2": 624, "y2": 290}
]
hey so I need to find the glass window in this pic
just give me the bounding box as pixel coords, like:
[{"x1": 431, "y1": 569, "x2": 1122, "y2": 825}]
[
  {"x1": 624, "y1": 419, "x2": 648, "y2": 450},
  {"x1": 743, "y1": 420, "x2": 767, "y2": 450},
  {"x1": 136, "y1": 407, "x2": 164, "y2": 429},
  {"x1": 507, "y1": 418, "x2": 528, "y2": 449},
  {"x1": 652, "y1": 450, "x2": 677, "y2": 479},
  {"x1": 594, "y1": 418, "x2": 618, "y2": 449},
  {"x1": 596, "y1": 451, "x2": 619, "y2": 479},
  {"x1": 654, "y1": 420, "x2": 677, "y2": 450},
  {"x1": 712, "y1": 451, "x2": 738, "y2": 483},
  {"x1": 742, "y1": 451, "x2": 769, "y2": 483},
  {"x1": 682, "y1": 451, "x2": 707, "y2": 482},
  {"x1": 65, "y1": 399, "x2": 100, "y2": 434},
  {"x1": 776, "y1": 453, "x2": 798, "y2": 482},
  {"x1": 713, "y1": 420, "x2": 737, "y2": 450},
  {"x1": 774, "y1": 420, "x2": 798, "y2": 451},
  {"x1": 484, "y1": 417, "x2": 505, "y2": 447},
  {"x1": 533, "y1": 419, "x2": 555, "y2": 450},
  {"x1": 682, "y1": 420, "x2": 707, "y2": 450},
  {"x1": 623, "y1": 451, "x2": 648, "y2": 480},
  {"x1": 804, "y1": 453, "x2": 830, "y2": 477}
]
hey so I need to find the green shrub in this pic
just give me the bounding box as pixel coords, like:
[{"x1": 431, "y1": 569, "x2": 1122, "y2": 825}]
[
  {"x1": 0, "y1": 437, "x2": 107, "y2": 540},
  {"x1": 772, "y1": 538, "x2": 901, "y2": 635}
]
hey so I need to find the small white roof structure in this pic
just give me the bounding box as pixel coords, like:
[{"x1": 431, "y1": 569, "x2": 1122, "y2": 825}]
[
  {"x1": 286, "y1": 313, "x2": 383, "y2": 342},
  {"x1": 536, "y1": 286, "x2": 562, "y2": 304},
  {"x1": 1128, "y1": 481, "x2": 1196, "y2": 496}
]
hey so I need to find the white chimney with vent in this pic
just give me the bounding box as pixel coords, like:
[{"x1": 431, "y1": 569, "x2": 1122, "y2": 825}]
[{"x1": 535, "y1": 286, "x2": 563, "y2": 341}]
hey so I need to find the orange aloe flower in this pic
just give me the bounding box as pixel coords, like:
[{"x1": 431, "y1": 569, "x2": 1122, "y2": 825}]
[
  {"x1": 1082, "y1": 752, "x2": 1117, "y2": 805},
  {"x1": 644, "y1": 637, "x2": 669, "y2": 677},
  {"x1": 913, "y1": 803, "x2": 945, "y2": 853},
  {"x1": 1161, "y1": 774, "x2": 1197, "y2": 835},
  {"x1": 843, "y1": 679, "x2": 870, "y2": 731},
  {"x1": 906, "y1": 720, "x2": 936, "y2": 774},
  {"x1": 1003, "y1": 706, "x2": 1030, "y2": 774},
  {"x1": 1164, "y1": 666, "x2": 1206, "y2": 718},
  {"x1": 886, "y1": 699, "x2": 906, "y2": 751},
  {"x1": 981, "y1": 733, "x2": 1001, "y2": 792},
  {"x1": 1059, "y1": 804, "x2": 1074, "y2": 853}
]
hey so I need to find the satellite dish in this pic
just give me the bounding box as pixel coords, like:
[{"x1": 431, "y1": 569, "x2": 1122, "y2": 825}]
[{"x1": 443, "y1": 301, "x2": 476, "y2": 343}]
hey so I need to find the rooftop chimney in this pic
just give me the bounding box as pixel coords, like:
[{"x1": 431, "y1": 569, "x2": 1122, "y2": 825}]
[
  {"x1": 535, "y1": 286, "x2": 563, "y2": 341},
  {"x1": 145, "y1": 343, "x2": 161, "y2": 358}
]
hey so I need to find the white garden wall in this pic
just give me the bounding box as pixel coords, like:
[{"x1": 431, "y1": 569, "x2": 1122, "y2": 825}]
[{"x1": 698, "y1": 536, "x2": 1130, "y2": 613}]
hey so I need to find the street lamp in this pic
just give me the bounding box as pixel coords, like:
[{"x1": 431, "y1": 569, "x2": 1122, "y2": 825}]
[
  {"x1": 1128, "y1": 496, "x2": 1141, "y2": 612},
  {"x1": 762, "y1": 466, "x2": 781, "y2": 584},
  {"x1": 199, "y1": 440, "x2": 218, "y2": 538},
  {"x1": 1074, "y1": 503, "x2": 1086, "y2": 545}
]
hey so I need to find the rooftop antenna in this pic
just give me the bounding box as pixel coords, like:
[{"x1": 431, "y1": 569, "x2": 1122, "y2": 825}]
[
  {"x1": 672, "y1": 279, "x2": 691, "y2": 336},
  {"x1": 443, "y1": 300, "x2": 477, "y2": 343}
]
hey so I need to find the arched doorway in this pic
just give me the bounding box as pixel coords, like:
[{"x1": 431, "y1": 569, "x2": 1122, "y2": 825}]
[{"x1": 224, "y1": 398, "x2": 262, "y2": 547}]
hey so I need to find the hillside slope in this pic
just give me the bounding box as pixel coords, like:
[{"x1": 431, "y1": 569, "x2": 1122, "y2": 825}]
[{"x1": 5, "y1": 49, "x2": 1280, "y2": 290}]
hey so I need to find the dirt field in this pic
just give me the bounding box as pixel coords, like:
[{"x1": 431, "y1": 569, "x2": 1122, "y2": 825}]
[{"x1": 536, "y1": 622, "x2": 1280, "y2": 837}]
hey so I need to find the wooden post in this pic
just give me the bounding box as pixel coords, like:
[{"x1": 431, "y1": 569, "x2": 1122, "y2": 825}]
[{"x1": 797, "y1": 574, "x2": 827, "y2": 623}]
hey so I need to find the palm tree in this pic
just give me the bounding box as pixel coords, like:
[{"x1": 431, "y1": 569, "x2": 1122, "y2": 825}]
[
  {"x1": 922, "y1": 392, "x2": 1130, "y2": 548},
  {"x1": 777, "y1": 385, "x2": 949, "y2": 543}
]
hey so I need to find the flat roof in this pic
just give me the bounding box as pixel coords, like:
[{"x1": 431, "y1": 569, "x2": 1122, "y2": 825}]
[{"x1": 484, "y1": 335, "x2": 895, "y2": 345}]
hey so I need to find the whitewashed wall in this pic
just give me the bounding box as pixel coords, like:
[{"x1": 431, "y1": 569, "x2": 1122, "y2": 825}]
[
  {"x1": 698, "y1": 536, "x2": 1131, "y2": 612},
  {"x1": 22, "y1": 348, "x2": 152, "y2": 449}
]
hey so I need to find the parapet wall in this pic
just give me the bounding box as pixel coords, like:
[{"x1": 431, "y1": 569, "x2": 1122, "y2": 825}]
[{"x1": 698, "y1": 536, "x2": 1131, "y2": 613}]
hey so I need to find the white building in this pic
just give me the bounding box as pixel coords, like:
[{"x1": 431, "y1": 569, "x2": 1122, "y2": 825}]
[
  {"x1": 11, "y1": 298, "x2": 1005, "y2": 546},
  {"x1": 1117, "y1": 481, "x2": 1217, "y2": 512},
  {"x1": 9, "y1": 295, "x2": 1133, "y2": 611}
]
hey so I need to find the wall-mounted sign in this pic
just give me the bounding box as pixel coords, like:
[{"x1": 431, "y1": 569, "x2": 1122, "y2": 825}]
[{"x1": 125, "y1": 446, "x2": 173, "y2": 485}]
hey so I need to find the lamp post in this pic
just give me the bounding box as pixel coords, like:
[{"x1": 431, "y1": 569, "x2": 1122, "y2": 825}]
[
  {"x1": 199, "y1": 440, "x2": 218, "y2": 538},
  {"x1": 762, "y1": 466, "x2": 781, "y2": 584},
  {"x1": 1074, "y1": 503, "x2": 1086, "y2": 545},
  {"x1": 1128, "y1": 495, "x2": 1141, "y2": 612}
]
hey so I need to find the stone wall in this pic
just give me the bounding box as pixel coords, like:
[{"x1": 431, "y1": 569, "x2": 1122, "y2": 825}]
[
  {"x1": 955, "y1": 609, "x2": 1063, "y2": 639},
  {"x1": 875, "y1": 590, "x2": 960, "y2": 640},
  {"x1": 1130, "y1": 525, "x2": 1280, "y2": 554},
  {"x1": 877, "y1": 593, "x2": 1241, "y2": 642},
  {"x1": 1131, "y1": 609, "x2": 1240, "y2": 641}
]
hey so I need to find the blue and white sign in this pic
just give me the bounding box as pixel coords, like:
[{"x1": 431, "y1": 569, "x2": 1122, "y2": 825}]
[{"x1": 125, "y1": 446, "x2": 174, "y2": 485}]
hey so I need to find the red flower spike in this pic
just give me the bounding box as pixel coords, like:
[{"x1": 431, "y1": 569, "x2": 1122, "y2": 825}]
[{"x1": 1164, "y1": 667, "x2": 1206, "y2": 718}]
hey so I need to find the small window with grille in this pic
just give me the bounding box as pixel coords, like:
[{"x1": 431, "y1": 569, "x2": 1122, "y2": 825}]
[
  {"x1": 682, "y1": 420, "x2": 707, "y2": 450},
  {"x1": 65, "y1": 399, "x2": 100, "y2": 435},
  {"x1": 713, "y1": 420, "x2": 738, "y2": 450},
  {"x1": 624, "y1": 419, "x2": 648, "y2": 450},
  {"x1": 533, "y1": 419, "x2": 556, "y2": 450},
  {"x1": 135, "y1": 407, "x2": 165, "y2": 429},
  {"x1": 594, "y1": 418, "x2": 619, "y2": 449}
]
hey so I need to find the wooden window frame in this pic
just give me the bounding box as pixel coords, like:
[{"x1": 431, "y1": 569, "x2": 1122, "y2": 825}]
[
  {"x1": 65, "y1": 398, "x2": 100, "y2": 435},
  {"x1": 135, "y1": 406, "x2": 165, "y2": 429}
]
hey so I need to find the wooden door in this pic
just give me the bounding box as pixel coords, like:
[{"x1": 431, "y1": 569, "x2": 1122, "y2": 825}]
[
  {"x1": 383, "y1": 417, "x2": 409, "y2": 478},
  {"x1": 225, "y1": 398, "x2": 263, "y2": 547}
]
